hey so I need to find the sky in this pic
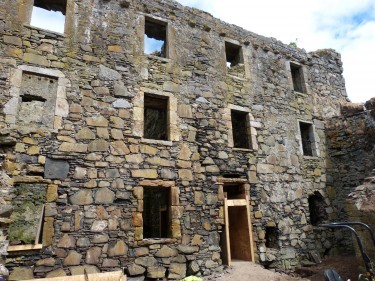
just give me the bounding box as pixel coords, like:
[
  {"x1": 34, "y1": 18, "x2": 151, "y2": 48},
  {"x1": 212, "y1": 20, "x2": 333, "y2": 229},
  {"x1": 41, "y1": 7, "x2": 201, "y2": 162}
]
[{"x1": 31, "y1": 1, "x2": 375, "y2": 103}]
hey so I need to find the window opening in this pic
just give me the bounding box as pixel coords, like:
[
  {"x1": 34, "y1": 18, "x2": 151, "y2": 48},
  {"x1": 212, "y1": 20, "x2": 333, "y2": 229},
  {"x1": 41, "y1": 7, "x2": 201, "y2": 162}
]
[
  {"x1": 231, "y1": 110, "x2": 250, "y2": 149},
  {"x1": 8, "y1": 184, "x2": 46, "y2": 245},
  {"x1": 308, "y1": 192, "x2": 328, "y2": 226},
  {"x1": 299, "y1": 122, "x2": 314, "y2": 156},
  {"x1": 144, "y1": 17, "x2": 167, "y2": 57},
  {"x1": 290, "y1": 63, "x2": 305, "y2": 93},
  {"x1": 30, "y1": 0, "x2": 66, "y2": 33},
  {"x1": 143, "y1": 187, "x2": 170, "y2": 238},
  {"x1": 265, "y1": 227, "x2": 279, "y2": 249},
  {"x1": 144, "y1": 94, "x2": 168, "y2": 140},
  {"x1": 225, "y1": 42, "x2": 243, "y2": 68},
  {"x1": 223, "y1": 183, "x2": 245, "y2": 200}
]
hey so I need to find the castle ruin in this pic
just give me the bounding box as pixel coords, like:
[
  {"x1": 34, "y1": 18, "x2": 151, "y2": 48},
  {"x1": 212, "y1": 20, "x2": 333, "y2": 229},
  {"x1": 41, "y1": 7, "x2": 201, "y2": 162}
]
[{"x1": 0, "y1": 0, "x2": 374, "y2": 280}]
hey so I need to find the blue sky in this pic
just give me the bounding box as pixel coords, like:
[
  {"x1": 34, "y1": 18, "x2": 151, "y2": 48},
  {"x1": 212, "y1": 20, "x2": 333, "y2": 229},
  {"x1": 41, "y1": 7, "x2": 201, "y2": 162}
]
[{"x1": 31, "y1": 1, "x2": 375, "y2": 103}]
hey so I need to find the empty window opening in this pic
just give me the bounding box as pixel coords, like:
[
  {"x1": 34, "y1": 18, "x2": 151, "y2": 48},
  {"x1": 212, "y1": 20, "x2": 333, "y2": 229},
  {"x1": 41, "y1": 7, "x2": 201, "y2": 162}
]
[
  {"x1": 225, "y1": 42, "x2": 243, "y2": 68},
  {"x1": 290, "y1": 63, "x2": 305, "y2": 93},
  {"x1": 308, "y1": 192, "x2": 328, "y2": 226},
  {"x1": 223, "y1": 183, "x2": 245, "y2": 200},
  {"x1": 231, "y1": 110, "x2": 250, "y2": 149},
  {"x1": 143, "y1": 187, "x2": 170, "y2": 239},
  {"x1": 31, "y1": 0, "x2": 67, "y2": 33},
  {"x1": 144, "y1": 94, "x2": 169, "y2": 140},
  {"x1": 21, "y1": 94, "x2": 47, "y2": 103},
  {"x1": 265, "y1": 227, "x2": 279, "y2": 249},
  {"x1": 144, "y1": 17, "x2": 167, "y2": 57},
  {"x1": 299, "y1": 122, "x2": 315, "y2": 156}
]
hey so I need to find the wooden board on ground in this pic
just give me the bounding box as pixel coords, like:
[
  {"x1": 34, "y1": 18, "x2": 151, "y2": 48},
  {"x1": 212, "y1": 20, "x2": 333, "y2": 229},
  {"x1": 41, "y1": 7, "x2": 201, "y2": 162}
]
[{"x1": 24, "y1": 271, "x2": 126, "y2": 281}]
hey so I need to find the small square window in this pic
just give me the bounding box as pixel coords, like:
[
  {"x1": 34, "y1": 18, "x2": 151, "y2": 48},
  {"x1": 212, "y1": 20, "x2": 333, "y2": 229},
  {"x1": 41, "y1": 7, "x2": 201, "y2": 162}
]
[
  {"x1": 231, "y1": 110, "x2": 250, "y2": 149},
  {"x1": 144, "y1": 17, "x2": 167, "y2": 58},
  {"x1": 225, "y1": 42, "x2": 243, "y2": 68},
  {"x1": 144, "y1": 94, "x2": 169, "y2": 140},
  {"x1": 299, "y1": 121, "x2": 316, "y2": 156},
  {"x1": 290, "y1": 63, "x2": 305, "y2": 93},
  {"x1": 143, "y1": 187, "x2": 170, "y2": 239},
  {"x1": 31, "y1": 0, "x2": 66, "y2": 33}
]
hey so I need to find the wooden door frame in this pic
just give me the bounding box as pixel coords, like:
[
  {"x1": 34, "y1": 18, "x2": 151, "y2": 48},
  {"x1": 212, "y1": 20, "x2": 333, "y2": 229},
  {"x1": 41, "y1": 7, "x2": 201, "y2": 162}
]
[{"x1": 218, "y1": 178, "x2": 255, "y2": 265}]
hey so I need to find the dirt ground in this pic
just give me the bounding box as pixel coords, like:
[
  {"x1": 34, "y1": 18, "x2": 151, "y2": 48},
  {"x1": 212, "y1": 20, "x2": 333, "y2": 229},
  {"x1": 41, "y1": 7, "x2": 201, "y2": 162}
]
[{"x1": 205, "y1": 255, "x2": 361, "y2": 281}]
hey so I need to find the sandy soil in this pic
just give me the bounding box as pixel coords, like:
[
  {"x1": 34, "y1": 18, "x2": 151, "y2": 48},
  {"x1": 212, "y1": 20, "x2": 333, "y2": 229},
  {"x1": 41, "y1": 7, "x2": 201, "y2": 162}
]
[
  {"x1": 205, "y1": 261, "x2": 309, "y2": 281},
  {"x1": 204, "y1": 255, "x2": 360, "y2": 281}
]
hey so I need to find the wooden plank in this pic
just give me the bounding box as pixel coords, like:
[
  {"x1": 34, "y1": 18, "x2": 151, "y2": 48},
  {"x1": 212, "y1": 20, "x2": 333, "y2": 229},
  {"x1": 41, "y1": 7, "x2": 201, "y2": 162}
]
[
  {"x1": 246, "y1": 195, "x2": 255, "y2": 262},
  {"x1": 35, "y1": 204, "x2": 45, "y2": 244},
  {"x1": 7, "y1": 244, "x2": 43, "y2": 251},
  {"x1": 223, "y1": 198, "x2": 231, "y2": 266},
  {"x1": 24, "y1": 271, "x2": 127, "y2": 281},
  {"x1": 228, "y1": 206, "x2": 252, "y2": 261},
  {"x1": 227, "y1": 199, "x2": 247, "y2": 206}
]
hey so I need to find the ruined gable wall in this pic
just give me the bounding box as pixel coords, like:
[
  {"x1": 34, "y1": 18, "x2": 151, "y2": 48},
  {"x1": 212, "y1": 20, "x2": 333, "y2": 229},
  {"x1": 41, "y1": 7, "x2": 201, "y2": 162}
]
[{"x1": 0, "y1": 0, "x2": 349, "y2": 278}]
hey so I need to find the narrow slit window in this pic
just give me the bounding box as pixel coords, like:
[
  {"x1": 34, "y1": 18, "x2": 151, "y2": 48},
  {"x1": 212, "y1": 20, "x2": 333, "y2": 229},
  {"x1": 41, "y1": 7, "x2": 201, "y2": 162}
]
[
  {"x1": 144, "y1": 94, "x2": 169, "y2": 140},
  {"x1": 144, "y1": 17, "x2": 167, "y2": 58},
  {"x1": 143, "y1": 187, "x2": 170, "y2": 239},
  {"x1": 30, "y1": 0, "x2": 67, "y2": 33},
  {"x1": 265, "y1": 227, "x2": 279, "y2": 249},
  {"x1": 225, "y1": 42, "x2": 243, "y2": 68},
  {"x1": 290, "y1": 63, "x2": 305, "y2": 93},
  {"x1": 299, "y1": 122, "x2": 315, "y2": 156},
  {"x1": 231, "y1": 110, "x2": 250, "y2": 149},
  {"x1": 308, "y1": 192, "x2": 328, "y2": 226}
]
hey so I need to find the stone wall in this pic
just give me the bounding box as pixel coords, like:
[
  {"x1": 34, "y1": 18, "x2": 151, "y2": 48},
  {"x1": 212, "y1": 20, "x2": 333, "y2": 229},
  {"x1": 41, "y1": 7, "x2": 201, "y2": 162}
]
[
  {"x1": 0, "y1": 0, "x2": 350, "y2": 279},
  {"x1": 346, "y1": 170, "x2": 375, "y2": 271},
  {"x1": 326, "y1": 101, "x2": 375, "y2": 222},
  {"x1": 325, "y1": 100, "x2": 375, "y2": 253}
]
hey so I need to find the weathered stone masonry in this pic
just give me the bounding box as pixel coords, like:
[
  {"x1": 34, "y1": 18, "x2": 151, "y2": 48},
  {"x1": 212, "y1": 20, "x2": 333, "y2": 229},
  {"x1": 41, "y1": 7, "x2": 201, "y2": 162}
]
[{"x1": 0, "y1": 0, "x2": 364, "y2": 279}]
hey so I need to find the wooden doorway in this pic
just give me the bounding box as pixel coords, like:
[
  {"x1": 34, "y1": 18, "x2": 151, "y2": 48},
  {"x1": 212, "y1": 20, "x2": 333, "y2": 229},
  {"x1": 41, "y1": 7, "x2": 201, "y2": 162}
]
[{"x1": 220, "y1": 181, "x2": 254, "y2": 265}]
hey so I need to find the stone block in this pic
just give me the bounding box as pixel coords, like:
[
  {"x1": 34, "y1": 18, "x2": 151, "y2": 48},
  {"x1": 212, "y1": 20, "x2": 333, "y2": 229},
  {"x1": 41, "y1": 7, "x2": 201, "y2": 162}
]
[
  {"x1": 127, "y1": 264, "x2": 146, "y2": 276},
  {"x1": 77, "y1": 128, "x2": 96, "y2": 139},
  {"x1": 46, "y1": 268, "x2": 67, "y2": 278},
  {"x1": 131, "y1": 169, "x2": 158, "y2": 179},
  {"x1": 169, "y1": 263, "x2": 187, "y2": 279},
  {"x1": 91, "y1": 220, "x2": 108, "y2": 232},
  {"x1": 64, "y1": 250, "x2": 82, "y2": 266},
  {"x1": 57, "y1": 234, "x2": 76, "y2": 248},
  {"x1": 44, "y1": 158, "x2": 69, "y2": 179},
  {"x1": 86, "y1": 247, "x2": 102, "y2": 264},
  {"x1": 9, "y1": 267, "x2": 34, "y2": 281},
  {"x1": 88, "y1": 139, "x2": 110, "y2": 152},
  {"x1": 99, "y1": 64, "x2": 121, "y2": 80},
  {"x1": 87, "y1": 116, "x2": 109, "y2": 127},
  {"x1": 95, "y1": 188, "x2": 115, "y2": 204},
  {"x1": 155, "y1": 245, "x2": 178, "y2": 258},
  {"x1": 108, "y1": 240, "x2": 128, "y2": 257},
  {"x1": 59, "y1": 142, "x2": 88, "y2": 153},
  {"x1": 70, "y1": 190, "x2": 94, "y2": 205},
  {"x1": 70, "y1": 265, "x2": 100, "y2": 275},
  {"x1": 113, "y1": 99, "x2": 132, "y2": 108},
  {"x1": 147, "y1": 267, "x2": 166, "y2": 279},
  {"x1": 23, "y1": 53, "x2": 49, "y2": 66}
]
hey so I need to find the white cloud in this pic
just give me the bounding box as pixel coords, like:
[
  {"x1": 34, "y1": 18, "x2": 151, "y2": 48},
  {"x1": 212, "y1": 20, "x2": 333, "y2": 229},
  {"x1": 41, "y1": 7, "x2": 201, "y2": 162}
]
[{"x1": 176, "y1": 0, "x2": 375, "y2": 103}]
